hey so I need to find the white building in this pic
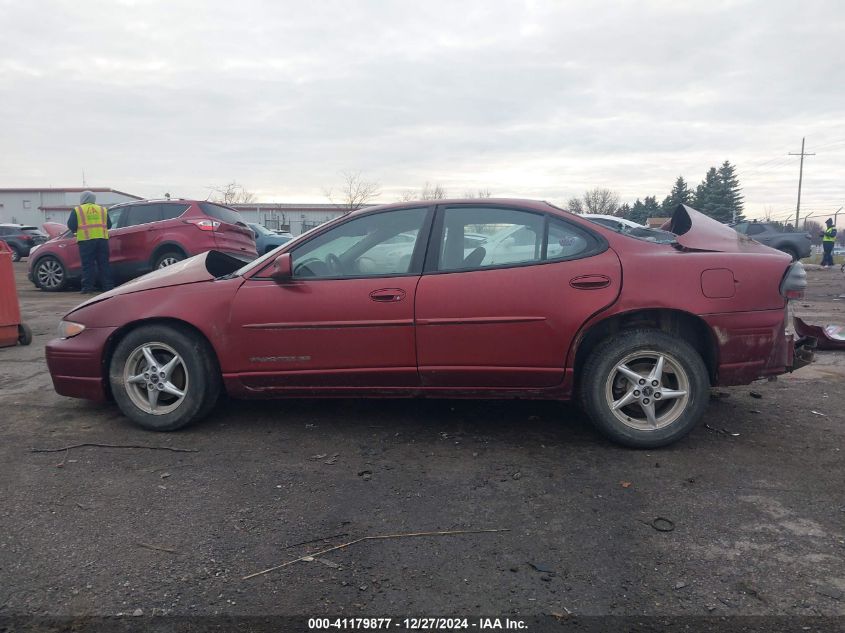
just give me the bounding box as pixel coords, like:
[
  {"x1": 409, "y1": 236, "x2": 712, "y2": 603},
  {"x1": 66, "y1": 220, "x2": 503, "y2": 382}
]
[
  {"x1": 230, "y1": 203, "x2": 352, "y2": 236},
  {"x1": 0, "y1": 188, "x2": 142, "y2": 226}
]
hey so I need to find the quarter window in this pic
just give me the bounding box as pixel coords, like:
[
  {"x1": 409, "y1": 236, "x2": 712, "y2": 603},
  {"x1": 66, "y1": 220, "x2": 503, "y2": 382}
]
[
  {"x1": 291, "y1": 208, "x2": 428, "y2": 278},
  {"x1": 746, "y1": 223, "x2": 767, "y2": 236}
]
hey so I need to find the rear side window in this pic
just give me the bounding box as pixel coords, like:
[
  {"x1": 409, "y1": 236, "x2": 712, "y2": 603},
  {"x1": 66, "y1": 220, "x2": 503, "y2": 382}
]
[
  {"x1": 747, "y1": 223, "x2": 766, "y2": 236},
  {"x1": 161, "y1": 203, "x2": 190, "y2": 220},
  {"x1": 199, "y1": 202, "x2": 246, "y2": 226},
  {"x1": 123, "y1": 203, "x2": 162, "y2": 227}
]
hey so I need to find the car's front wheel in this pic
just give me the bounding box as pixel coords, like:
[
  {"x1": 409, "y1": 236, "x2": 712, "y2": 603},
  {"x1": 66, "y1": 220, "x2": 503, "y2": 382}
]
[
  {"x1": 109, "y1": 324, "x2": 220, "y2": 431},
  {"x1": 9, "y1": 245, "x2": 21, "y2": 262},
  {"x1": 33, "y1": 256, "x2": 68, "y2": 291},
  {"x1": 581, "y1": 329, "x2": 709, "y2": 448}
]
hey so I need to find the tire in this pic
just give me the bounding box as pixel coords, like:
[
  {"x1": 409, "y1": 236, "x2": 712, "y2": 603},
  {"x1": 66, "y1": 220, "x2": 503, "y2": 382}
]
[
  {"x1": 580, "y1": 329, "x2": 710, "y2": 448},
  {"x1": 17, "y1": 323, "x2": 32, "y2": 346},
  {"x1": 33, "y1": 256, "x2": 68, "y2": 291},
  {"x1": 153, "y1": 250, "x2": 186, "y2": 270},
  {"x1": 9, "y1": 245, "x2": 21, "y2": 262},
  {"x1": 109, "y1": 324, "x2": 221, "y2": 431}
]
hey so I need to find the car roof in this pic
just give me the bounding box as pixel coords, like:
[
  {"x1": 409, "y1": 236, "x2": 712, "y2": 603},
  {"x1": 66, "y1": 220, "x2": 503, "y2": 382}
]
[{"x1": 346, "y1": 198, "x2": 558, "y2": 217}]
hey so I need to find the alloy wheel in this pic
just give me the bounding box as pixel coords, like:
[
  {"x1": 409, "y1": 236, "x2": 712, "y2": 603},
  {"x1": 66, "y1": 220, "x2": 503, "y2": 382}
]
[
  {"x1": 604, "y1": 350, "x2": 691, "y2": 431},
  {"x1": 36, "y1": 259, "x2": 64, "y2": 289},
  {"x1": 123, "y1": 342, "x2": 189, "y2": 415}
]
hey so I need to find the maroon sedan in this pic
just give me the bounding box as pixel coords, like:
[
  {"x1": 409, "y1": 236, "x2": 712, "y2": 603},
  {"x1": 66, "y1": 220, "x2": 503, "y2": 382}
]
[{"x1": 46, "y1": 200, "x2": 810, "y2": 447}]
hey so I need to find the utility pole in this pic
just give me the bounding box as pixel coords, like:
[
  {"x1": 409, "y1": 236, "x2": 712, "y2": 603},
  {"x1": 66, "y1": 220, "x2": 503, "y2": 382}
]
[{"x1": 789, "y1": 138, "x2": 814, "y2": 228}]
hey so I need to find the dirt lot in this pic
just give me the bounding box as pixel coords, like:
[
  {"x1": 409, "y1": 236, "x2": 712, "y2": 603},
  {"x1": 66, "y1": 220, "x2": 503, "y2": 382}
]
[{"x1": 1, "y1": 261, "x2": 844, "y2": 623}]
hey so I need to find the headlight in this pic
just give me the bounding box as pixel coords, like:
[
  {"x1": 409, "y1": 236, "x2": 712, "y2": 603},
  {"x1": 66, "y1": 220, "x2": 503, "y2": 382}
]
[
  {"x1": 29, "y1": 244, "x2": 41, "y2": 256},
  {"x1": 58, "y1": 320, "x2": 86, "y2": 339}
]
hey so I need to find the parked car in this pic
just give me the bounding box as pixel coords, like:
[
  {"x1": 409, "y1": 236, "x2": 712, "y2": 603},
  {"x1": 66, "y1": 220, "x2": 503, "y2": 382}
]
[
  {"x1": 45, "y1": 200, "x2": 810, "y2": 448},
  {"x1": 28, "y1": 200, "x2": 257, "y2": 291},
  {"x1": 0, "y1": 224, "x2": 47, "y2": 261},
  {"x1": 248, "y1": 223, "x2": 293, "y2": 255},
  {"x1": 582, "y1": 214, "x2": 645, "y2": 231},
  {"x1": 730, "y1": 221, "x2": 812, "y2": 261}
]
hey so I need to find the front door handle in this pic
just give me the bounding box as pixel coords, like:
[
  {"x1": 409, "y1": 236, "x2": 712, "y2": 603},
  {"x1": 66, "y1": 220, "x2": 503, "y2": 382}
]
[{"x1": 370, "y1": 288, "x2": 406, "y2": 302}]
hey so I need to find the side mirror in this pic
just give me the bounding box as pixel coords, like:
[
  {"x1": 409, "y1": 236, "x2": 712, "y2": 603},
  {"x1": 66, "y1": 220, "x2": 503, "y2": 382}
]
[{"x1": 271, "y1": 253, "x2": 293, "y2": 282}]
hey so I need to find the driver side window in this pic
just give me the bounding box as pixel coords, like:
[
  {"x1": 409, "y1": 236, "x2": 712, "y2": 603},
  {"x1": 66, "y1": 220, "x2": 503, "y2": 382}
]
[{"x1": 291, "y1": 208, "x2": 429, "y2": 279}]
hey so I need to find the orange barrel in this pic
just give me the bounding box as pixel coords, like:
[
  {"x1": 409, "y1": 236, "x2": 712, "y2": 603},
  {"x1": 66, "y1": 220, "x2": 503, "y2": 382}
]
[{"x1": 0, "y1": 241, "x2": 30, "y2": 347}]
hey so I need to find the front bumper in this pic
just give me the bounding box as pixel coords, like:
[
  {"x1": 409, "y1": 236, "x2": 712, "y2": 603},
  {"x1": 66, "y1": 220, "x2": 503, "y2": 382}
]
[{"x1": 45, "y1": 326, "x2": 117, "y2": 401}]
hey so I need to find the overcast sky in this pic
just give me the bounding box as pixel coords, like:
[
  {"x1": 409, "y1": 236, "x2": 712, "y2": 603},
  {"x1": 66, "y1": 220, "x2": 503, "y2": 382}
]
[{"x1": 1, "y1": 0, "x2": 844, "y2": 220}]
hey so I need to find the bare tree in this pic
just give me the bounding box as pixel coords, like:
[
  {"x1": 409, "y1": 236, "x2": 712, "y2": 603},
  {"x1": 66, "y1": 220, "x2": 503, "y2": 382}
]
[
  {"x1": 209, "y1": 181, "x2": 257, "y2": 205},
  {"x1": 463, "y1": 188, "x2": 493, "y2": 199},
  {"x1": 567, "y1": 188, "x2": 620, "y2": 215},
  {"x1": 325, "y1": 171, "x2": 381, "y2": 211}
]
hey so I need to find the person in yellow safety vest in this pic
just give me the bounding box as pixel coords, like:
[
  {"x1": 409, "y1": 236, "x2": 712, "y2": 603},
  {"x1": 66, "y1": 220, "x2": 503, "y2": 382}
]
[
  {"x1": 820, "y1": 218, "x2": 838, "y2": 268},
  {"x1": 67, "y1": 191, "x2": 114, "y2": 294}
]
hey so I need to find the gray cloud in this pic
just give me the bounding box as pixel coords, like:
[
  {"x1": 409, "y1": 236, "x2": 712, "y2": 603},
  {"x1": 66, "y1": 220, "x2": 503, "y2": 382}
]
[{"x1": 1, "y1": 0, "x2": 844, "y2": 218}]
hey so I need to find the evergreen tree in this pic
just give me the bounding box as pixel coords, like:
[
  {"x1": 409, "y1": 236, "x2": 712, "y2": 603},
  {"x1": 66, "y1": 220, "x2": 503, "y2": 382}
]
[
  {"x1": 717, "y1": 160, "x2": 744, "y2": 223},
  {"x1": 693, "y1": 167, "x2": 720, "y2": 217},
  {"x1": 693, "y1": 162, "x2": 745, "y2": 223},
  {"x1": 628, "y1": 199, "x2": 649, "y2": 224},
  {"x1": 661, "y1": 176, "x2": 693, "y2": 214},
  {"x1": 643, "y1": 195, "x2": 661, "y2": 218}
]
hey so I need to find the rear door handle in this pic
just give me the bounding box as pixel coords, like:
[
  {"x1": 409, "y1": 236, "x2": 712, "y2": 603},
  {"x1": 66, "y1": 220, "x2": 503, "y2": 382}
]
[
  {"x1": 570, "y1": 274, "x2": 611, "y2": 290},
  {"x1": 370, "y1": 288, "x2": 406, "y2": 302}
]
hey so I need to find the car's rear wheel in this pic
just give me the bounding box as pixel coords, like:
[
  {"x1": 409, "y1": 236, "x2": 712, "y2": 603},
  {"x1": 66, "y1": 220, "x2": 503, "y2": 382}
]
[
  {"x1": 9, "y1": 245, "x2": 21, "y2": 262},
  {"x1": 581, "y1": 329, "x2": 709, "y2": 448},
  {"x1": 154, "y1": 251, "x2": 186, "y2": 269},
  {"x1": 109, "y1": 324, "x2": 220, "y2": 431},
  {"x1": 33, "y1": 256, "x2": 68, "y2": 291}
]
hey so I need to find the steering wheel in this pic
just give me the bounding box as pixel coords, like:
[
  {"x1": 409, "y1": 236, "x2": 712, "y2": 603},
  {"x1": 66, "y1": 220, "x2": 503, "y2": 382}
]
[{"x1": 326, "y1": 253, "x2": 342, "y2": 275}]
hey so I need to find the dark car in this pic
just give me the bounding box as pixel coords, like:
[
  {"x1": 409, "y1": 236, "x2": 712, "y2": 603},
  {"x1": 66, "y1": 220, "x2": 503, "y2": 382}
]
[
  {"x1": 28, "y1": 200, "x2": 257, "y2": 291},
  {"x1": 0, "y1": 224, "x2": 47, "y2": 261},
  {"x1": 731, "y1": 221, "x2": 812, "y2": 261},
  {"x1": 248, "y1": 223, "x2": 293, "y2": 255},
  {"x1": 45, "y1": 201, "x2": 810, "y2": 448}
]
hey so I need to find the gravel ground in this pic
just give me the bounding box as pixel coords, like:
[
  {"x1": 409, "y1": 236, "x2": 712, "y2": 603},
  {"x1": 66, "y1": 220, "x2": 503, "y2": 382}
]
[{"x1": 1, "y1": 261, "x2": 844, "y2": 624}]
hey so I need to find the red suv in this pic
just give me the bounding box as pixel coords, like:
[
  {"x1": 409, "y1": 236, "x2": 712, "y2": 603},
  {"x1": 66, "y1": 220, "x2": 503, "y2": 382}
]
[{"x1": 28, "y1": 200, "x2": 257, "y2": 291}]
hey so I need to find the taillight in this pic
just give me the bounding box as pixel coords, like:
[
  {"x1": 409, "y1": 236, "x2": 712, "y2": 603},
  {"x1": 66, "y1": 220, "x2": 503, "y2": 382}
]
[
  {"x1": 21, "y1": 234, "x2": 32, "y2": 242},
  {"x1": 780, "y1": 262, "x2": 807, "y2": 300},
  {"x1": 184, "y1": 218, "x2": 220, "y2": 232}
]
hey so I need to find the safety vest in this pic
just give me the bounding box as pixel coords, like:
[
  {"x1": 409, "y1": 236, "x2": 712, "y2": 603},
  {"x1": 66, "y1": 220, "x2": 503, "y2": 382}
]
[
  {"x1": 823, "y1": 226, "x2": 837, "y2": 243},
  {"x1": 74, "y1": 204, "x2": 109, "y2": 241}
]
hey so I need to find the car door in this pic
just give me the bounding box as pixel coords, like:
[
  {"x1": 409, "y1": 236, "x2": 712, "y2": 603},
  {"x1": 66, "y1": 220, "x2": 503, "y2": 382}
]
[
  {"x1": 227, "y1": 206, "x2": 433, "y2": 390},
  {"x1": 415, "y1": 204, "x2": 622, "y2": 388},
  {"x1": 109, "y1": 203, "x2": 161, "y2": 277}
]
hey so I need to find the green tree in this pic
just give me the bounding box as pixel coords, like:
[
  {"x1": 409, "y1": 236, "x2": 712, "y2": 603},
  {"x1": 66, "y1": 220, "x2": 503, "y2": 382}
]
[
  {"x1": 717, "y1": 160, "x2": 744, "y2": 223},
  {"x1": 661, "y1": 176, "x2": 693, "y2": 214},
  {"x1": 693, "y1": 162, "x2": 744, "y2": 223}
]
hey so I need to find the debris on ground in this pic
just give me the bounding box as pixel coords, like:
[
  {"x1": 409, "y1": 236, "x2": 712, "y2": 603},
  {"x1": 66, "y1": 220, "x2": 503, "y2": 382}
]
[
  {"x1": 750, "y1": 391, "x2": 763, "y2": 399},
  {"x1": 811, "y1": 411, "x2": 827, "y2": 417},
  {"x1": 527, "y1": 562, "x2": 556, "y2": 574},
  {"x1": 358, "y1": 470, "x2": 372, "y2": 481},
  {"x1": 620, "y1": 481, "x2": 632, "y2": 488},
  {"x1": 243, "y1": 528, "x2": 510, "y2": 580},
  {"x1": 639, "y1": 517, "x2": 675, "y2": 532},
  {"x1": 31, "y1": 443, "x2": 198, "y2": 453}
]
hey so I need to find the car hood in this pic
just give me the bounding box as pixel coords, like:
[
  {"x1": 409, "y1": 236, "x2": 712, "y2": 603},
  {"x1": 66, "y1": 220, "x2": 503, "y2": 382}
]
[
  {"x1": 668, "y1": 204, "x2": 783, "y2": 255},
  {"x1": 43, "y1": 222, "x2": 68, "y2": 238},
  {"x1": 69, "y1": 251, "x2": 246, "y2": 311}
]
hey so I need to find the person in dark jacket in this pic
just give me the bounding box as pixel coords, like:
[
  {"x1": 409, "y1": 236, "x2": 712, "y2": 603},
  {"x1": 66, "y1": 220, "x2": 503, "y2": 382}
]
[{"x1": 67, "y1": 191, "x2": 113, "y2": 293}]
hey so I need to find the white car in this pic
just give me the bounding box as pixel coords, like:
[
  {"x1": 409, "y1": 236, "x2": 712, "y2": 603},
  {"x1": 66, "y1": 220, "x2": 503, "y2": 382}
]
[{"x1": 582, "y1": 214, "x2": 646, "y2": 231}]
